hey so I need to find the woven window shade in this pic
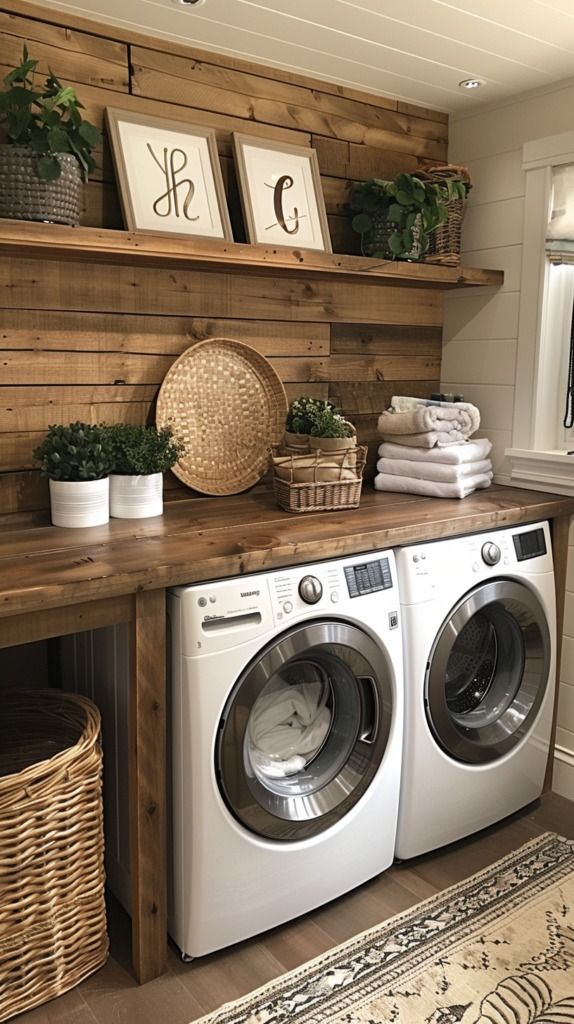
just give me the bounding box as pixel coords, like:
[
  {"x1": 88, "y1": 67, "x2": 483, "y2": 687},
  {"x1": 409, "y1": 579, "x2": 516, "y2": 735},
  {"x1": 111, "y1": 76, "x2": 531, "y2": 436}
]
[{"x1": 546, "y1": 163, "x2": 574, "y2": 264}]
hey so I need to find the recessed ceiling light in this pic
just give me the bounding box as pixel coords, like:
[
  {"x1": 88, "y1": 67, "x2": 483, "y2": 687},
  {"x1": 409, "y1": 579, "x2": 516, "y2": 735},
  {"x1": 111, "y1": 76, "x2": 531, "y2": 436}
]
[
  {"x1": 458, "y1": 78, "x2": 485, "y2": 90},
  {"x1": 173, "y1": 0, "x2": 207, "y2": 6}
]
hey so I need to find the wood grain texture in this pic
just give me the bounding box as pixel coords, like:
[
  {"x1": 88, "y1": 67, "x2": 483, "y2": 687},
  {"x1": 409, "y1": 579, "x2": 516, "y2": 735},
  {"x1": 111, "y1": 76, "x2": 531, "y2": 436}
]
[
  {"x1": 129, "y1": 588, "x2": 167, "y2": 984},
  {"x1": 0, "y1": 594, "x2": 132, "y2": 648},
  {"x1": 0, "y1": 223, "x2": 503, "y2": 287},
  {"x1": 1, "y1": 486, "x2": 572, "y2": 620},
  {"x1": 0, "y1": 20, "x2": 129, "y2": 92},
  {"x1": 130, "y1": 46, "x2": 446, "y2": 145}
]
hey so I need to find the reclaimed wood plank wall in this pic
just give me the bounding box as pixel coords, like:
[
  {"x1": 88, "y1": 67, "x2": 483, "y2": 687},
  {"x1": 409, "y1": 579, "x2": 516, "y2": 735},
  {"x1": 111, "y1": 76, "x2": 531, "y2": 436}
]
[{"x1": 0, "y1": 0, "x2": 447, "y2": 514}]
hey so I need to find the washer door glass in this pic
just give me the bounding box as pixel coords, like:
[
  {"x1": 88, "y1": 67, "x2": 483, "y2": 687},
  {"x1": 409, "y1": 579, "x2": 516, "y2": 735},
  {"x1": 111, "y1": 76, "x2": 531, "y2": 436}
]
[
  {"x1": 426, "y1": 580, "x2": 550, "y2": 764},
  {"x1": 216, "y1": 620, "x2": 394, "y2": 841}
]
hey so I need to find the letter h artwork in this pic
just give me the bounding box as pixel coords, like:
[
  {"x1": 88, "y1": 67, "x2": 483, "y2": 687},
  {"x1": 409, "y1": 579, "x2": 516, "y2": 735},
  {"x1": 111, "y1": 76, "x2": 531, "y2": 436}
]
[{"x1": 105, "y1": 109, "x2": 233, "y2": 241}]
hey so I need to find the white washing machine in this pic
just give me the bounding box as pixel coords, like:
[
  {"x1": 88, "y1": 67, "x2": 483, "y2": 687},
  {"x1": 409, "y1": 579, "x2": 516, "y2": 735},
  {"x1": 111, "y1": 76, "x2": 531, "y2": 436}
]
[
  {"x1": 395, "y1": 521, "x2": 556, "y2": 860},
  {"x1": 168, "y1": 550, "x2": 403, "y2": 959}
]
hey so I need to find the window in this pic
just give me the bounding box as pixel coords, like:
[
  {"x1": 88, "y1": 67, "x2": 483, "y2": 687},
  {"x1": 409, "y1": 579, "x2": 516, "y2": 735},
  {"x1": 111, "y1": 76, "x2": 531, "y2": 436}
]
[{"x1": 506, "y1": 131, "x2": 574, "y2": 495}]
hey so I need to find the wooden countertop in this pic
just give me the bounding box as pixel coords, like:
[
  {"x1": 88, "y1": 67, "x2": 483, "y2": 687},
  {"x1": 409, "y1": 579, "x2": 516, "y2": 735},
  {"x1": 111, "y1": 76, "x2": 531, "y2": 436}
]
[{"x1": 1, "y1": 483, "x2": 573, "y2": 620}]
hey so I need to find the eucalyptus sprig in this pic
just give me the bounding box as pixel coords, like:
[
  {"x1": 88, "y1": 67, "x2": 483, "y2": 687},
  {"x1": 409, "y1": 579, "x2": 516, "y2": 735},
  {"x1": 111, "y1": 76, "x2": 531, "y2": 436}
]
[{"x1": 0, "y1": 46, "x2": 101, "y2": 180}]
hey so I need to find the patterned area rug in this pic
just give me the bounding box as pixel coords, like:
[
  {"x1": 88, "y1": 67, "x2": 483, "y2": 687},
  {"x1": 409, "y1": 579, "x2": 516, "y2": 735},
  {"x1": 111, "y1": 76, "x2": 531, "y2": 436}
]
[{"x1": 194, "y1": 833, "x2": 574, "y2": 1024}]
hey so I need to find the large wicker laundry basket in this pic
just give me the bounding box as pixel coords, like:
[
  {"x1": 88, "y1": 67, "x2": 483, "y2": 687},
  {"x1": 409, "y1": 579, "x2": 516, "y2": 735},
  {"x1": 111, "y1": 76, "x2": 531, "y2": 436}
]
[{"x1": 0, "y1": 690, "x2": 108, "y2": 1021}]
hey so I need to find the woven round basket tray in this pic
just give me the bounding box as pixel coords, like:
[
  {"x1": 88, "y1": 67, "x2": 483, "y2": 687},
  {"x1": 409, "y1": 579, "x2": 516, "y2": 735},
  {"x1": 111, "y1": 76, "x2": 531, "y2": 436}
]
[
  {"x1": 156, "y1": 338, "x2": 288, "y2": 495},
  {"x1": 0, "y1": 690, "x2": 108, "y2": 1021}
]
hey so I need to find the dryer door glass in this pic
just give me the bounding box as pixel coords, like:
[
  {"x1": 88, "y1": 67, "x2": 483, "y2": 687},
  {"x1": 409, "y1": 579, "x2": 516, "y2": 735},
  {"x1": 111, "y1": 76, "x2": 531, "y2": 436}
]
[
  {"x1": 216, "y1": 621, "x2": 394, "y2": 840},
  {"x1": 425, "y1": 580, "x2": 551, "y2": 764}
]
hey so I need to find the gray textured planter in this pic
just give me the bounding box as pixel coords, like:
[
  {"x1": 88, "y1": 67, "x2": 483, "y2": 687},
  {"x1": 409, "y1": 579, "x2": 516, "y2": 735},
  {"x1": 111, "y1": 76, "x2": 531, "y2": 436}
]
[{"x1": 0, "y1": 145, "x2": 82, "y2": 225}]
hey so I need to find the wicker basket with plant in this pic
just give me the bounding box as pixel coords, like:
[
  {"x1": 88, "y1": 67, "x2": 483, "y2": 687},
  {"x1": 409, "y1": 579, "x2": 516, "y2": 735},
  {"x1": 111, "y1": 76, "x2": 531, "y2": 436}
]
[{"x1": 0, "y1": 47, "x2": 102, "y2": 225}]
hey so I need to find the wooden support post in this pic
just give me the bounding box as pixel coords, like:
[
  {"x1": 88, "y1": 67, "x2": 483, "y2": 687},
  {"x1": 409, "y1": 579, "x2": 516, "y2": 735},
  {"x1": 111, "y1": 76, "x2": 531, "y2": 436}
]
[{"x1": 129, "y1": 588, "x2": 168, "y2": 983}]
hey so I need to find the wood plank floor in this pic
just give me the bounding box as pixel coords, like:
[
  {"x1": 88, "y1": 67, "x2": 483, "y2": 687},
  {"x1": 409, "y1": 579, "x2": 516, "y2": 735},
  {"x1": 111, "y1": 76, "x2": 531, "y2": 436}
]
[{"x1": 13, "y1": 793, "x2": 574, "y2": 1024}]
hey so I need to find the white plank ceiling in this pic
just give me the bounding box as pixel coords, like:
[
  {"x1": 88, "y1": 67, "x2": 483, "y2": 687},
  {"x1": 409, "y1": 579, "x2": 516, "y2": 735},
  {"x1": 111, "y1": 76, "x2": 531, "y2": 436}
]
[{"x1": 41, "y1": 0, "x2": 574, "y2": 113}]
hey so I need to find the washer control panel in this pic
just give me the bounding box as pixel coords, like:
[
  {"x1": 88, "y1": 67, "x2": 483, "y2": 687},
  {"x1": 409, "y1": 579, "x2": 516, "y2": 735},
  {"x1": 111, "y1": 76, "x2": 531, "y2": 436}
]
[
  {"x1": 344, "y1": 557, "x2": 393, "y2": 598},
  {"x1": 268, "y1": 552, "x2": 396, "y2": 622}
]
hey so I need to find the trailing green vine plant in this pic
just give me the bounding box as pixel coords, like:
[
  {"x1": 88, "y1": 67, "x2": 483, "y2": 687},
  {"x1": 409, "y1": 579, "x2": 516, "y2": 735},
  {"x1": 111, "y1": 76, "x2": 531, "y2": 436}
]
[
  {"x1": 350, "y1": 172, "x2": 467, "y2": 260},
  {"x1": 0, "y1": 46, "x2": 101, "y2": 180}
]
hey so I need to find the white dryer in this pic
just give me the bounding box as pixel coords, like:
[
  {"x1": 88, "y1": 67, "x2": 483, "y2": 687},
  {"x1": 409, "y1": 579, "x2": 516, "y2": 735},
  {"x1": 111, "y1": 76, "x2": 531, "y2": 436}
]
[
  {"x1": 395, "y1": 521, "x2": 556, "y2": 860},
  {"x1": 168, "y1": 550, "x2": 403, "y2": 959}
]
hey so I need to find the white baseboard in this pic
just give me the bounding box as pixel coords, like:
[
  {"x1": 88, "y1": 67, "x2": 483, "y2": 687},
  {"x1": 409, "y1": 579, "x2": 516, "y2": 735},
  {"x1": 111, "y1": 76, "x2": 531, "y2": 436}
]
[{"x1": 552, "y1": 744, "x2": 574, "y2": 801}]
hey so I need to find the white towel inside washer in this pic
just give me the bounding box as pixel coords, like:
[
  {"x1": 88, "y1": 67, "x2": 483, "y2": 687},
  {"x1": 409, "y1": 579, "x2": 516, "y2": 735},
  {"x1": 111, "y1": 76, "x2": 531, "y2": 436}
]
[{"x1": 247, "y1": 679, "x2": 331, "y2": 779}]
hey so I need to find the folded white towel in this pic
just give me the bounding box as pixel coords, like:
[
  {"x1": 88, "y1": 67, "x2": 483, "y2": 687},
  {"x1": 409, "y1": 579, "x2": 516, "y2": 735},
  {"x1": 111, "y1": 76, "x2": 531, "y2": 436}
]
[
  {"x1": 376, "y1": 457, "x2": 492, "y2": 483},
  {"x1": 377, "y1": 395, "x2": 480, "y2": 448},
  {"x1": 390, "y1": 395, "x2": 481, "y2": 434},
  {"x1": 377, "y1": 428, "x2": 470, "y2": 447},
  {"x1": 378, "y1": 438, "x2": 492, "y2": 464},
  {"x1": 374, "y1": 471, "x2": 493, "y2": 499},
  {"x1": 378, "y1": 405, "x2": 473, "y2": 435}
]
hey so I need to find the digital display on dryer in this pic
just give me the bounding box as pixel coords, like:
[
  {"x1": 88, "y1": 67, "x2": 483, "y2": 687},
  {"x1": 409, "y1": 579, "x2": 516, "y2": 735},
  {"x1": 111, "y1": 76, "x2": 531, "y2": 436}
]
[
  {"x1": 344, "y1": 558, "x2": 392, "y2": 597},
  {"x1": 513, "y1": 528, "x2": 547, "y2": 561}
]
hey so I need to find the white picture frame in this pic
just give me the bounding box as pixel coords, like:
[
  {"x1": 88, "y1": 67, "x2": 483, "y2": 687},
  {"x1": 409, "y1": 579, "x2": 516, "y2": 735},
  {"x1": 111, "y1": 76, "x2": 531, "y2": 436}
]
[
  {"x1": 106, "y1": 108, "x2": 233, "y2": 240},
  {"x1": 233, "y1": 133, "x2": 332, "y2": 252}
]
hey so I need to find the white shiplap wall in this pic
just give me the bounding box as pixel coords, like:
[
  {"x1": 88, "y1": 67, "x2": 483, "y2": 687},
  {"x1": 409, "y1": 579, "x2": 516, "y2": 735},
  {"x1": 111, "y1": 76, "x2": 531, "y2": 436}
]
[{"x1": 443, "y1": 78, "x2": 574, "y2": 800}]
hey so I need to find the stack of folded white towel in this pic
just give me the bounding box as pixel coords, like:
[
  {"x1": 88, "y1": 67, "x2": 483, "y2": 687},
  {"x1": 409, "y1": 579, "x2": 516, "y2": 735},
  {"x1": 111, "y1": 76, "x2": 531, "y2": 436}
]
[
  {"x1": 378, "y1": 395, "x2": 481, "y2": 447},
  {"x1": 374, "y1": 396, "x2": 493, "y2": 499}
]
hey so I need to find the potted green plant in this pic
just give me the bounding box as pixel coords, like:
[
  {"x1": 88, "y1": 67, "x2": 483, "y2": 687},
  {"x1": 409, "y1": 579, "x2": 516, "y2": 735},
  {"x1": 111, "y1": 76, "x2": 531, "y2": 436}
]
[
  {"x1": 107, "y1": 424, "x2": 185, "y2": 519},
  {"x1": 307, "y1": 402, "x2": 356, "y2": 457},
  {"x1": 0, "y1": 47, "x2": 102, "y2": 225},
  {"x1": 284, "y1": 396, "x2": 328, "y2": 453},
  {"x1": 33, "y1": 421, "x2": 114, "y2": 527},
  {"x1": 275, "y1": 400, "x2": 359, "y2": 485},
  {"x1": 350, "y1": 172, "x2": 467, "y2": 261}
]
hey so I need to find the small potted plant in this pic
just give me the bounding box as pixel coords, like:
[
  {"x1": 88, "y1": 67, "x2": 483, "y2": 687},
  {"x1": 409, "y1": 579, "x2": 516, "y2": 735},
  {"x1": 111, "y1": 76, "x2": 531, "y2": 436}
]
[
  {"x1": 33, "y1": 421, "x2": 114, "y2": 527},
  {"x1": 307, "y1": 401, "x2": 357, "y2": 463},
  {"x1": 0, "y1": 47, "x2": 102, "y2": 225},
  {"x1": 276, "y1": 396, "x2": 360, "y2": 482},
  {"x1": 350, "y1": 172, "x2": 467, "y2": 261},
  {"x1": 284, "y1": 396, "x2": 327, "y2": 453},
  {"x1": 107, "y1": 424, "x2": 185, "y2": 519}
]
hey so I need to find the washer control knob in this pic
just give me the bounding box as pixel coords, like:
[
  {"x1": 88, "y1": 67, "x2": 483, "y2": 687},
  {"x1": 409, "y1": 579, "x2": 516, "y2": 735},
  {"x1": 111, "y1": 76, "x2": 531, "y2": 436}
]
[
  {"x1": 299, "y1": 575, "x2": 323, "y2": 604},
  {"x1": 482, "y1": 542, "x2": 501, "y2": 566}
]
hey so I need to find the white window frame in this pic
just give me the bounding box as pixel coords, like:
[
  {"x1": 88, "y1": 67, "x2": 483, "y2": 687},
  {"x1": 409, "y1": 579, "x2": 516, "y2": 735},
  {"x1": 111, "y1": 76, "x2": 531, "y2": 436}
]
[{"x1": 506, "y1": 129, "x2": 574, "y2": 496}]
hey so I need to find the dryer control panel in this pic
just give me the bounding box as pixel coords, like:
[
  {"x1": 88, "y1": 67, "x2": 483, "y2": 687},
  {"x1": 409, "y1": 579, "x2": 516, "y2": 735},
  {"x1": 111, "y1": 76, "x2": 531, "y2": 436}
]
[{"x1": 398, "y1": 520, "x2": 553, "y2": 606}]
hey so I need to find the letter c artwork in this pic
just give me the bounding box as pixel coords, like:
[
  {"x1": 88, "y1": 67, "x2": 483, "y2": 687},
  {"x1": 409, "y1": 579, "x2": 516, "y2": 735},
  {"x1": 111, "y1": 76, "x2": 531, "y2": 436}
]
[{"x1": 265, "y1": 174, "x2": 307, "y2": 235}]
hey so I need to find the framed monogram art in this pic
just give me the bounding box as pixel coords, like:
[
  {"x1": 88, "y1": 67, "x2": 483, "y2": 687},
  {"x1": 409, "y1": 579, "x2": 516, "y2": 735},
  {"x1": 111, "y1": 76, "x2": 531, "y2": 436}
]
[
  {"x1": 233, "y1": 134, "x2": 332, "y2": 252},
  {"x1": 105, "y1": 108, "x2": 233, "y2": 240}
]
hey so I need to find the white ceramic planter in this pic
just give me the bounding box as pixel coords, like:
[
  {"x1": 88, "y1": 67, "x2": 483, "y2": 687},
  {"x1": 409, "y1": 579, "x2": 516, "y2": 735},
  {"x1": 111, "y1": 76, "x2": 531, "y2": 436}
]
[
  {"x1": 110, "y1": 472, "x2": 163, "y2": 519},
  {"x1": 49, "y1": 477, "x2": 109, "y2": 528}
]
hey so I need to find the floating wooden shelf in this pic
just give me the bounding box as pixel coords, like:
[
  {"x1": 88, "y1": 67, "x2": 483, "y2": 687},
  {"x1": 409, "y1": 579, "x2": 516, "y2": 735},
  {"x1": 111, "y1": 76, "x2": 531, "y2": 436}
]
[{"x1": 0, "y1": 219, "x2": 504, "y2": 288}]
